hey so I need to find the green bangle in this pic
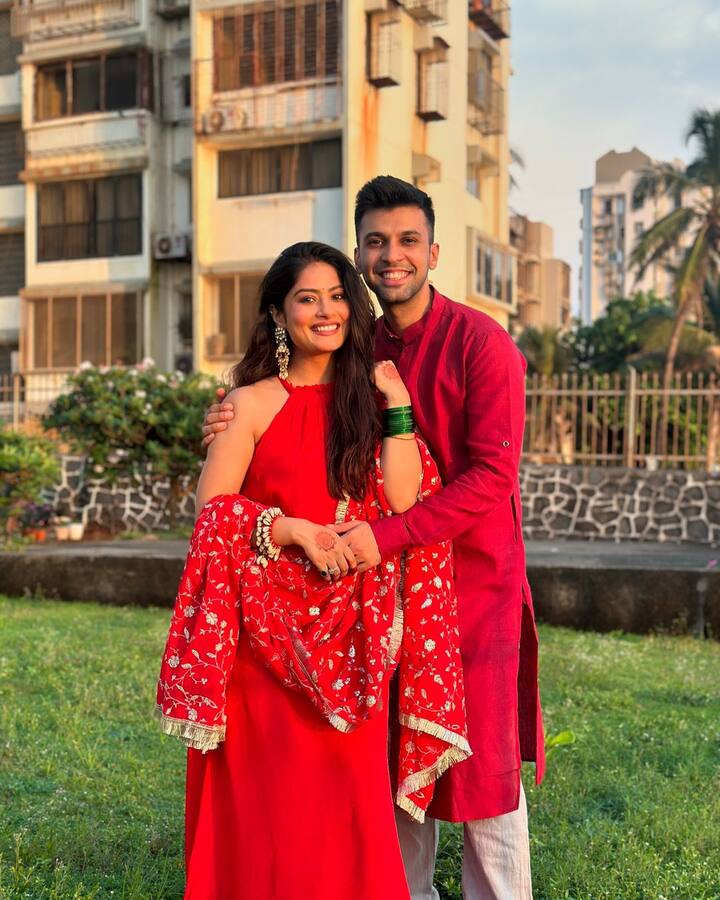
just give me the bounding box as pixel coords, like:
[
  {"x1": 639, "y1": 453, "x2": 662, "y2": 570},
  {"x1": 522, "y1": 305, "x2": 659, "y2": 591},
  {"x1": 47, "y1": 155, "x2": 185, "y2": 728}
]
[{"x1": 384, "y1": 405, "x2": 415, "y2": 437}]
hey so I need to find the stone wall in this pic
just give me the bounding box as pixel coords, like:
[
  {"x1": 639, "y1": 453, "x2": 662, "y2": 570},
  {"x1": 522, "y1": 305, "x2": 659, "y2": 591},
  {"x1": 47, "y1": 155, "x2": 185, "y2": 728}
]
[
  {"x1": 520, "y1": 465, "x2": 720, "y2": 544},
  {"x1": 49, "y1": 456, "x2": 195, "y2": 533},
  {"x1": 49, "y1": 457, "x2": 720, "y2": 544}
]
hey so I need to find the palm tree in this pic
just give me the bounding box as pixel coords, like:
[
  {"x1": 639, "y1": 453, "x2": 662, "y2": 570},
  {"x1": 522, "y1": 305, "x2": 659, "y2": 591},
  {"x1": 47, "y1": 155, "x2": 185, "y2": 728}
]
[{"x1": 631, "y1": 108, "x2": 720, "y2": 451}]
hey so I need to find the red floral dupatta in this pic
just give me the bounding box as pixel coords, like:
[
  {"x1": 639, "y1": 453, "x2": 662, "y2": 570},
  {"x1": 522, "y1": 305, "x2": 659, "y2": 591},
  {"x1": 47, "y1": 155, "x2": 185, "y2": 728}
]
[{"x1": 156, "y1": 441, "x2": 470, "y2": 822}]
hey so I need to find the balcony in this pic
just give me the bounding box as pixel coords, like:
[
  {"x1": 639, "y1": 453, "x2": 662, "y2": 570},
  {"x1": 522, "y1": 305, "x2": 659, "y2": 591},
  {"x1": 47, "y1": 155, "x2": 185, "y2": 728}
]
[
  {"x1": 194, "y1": 59, "x2": 341, "y2": 139},
  {"x1": 468, "y1": 1, "x2": 510, "y2": 41},
  {"x1": 24, "y1": 111, "x2": 151, "y2": 179},
  {"x1": 12, "y1": 0, "x2": 139, "y2": 42},
  {"x1": 467, "y1": 70, "x2": 504, "y2": 135},
  {"x1": 402, "y1": 0, "x2": 447, "y2": 24}
]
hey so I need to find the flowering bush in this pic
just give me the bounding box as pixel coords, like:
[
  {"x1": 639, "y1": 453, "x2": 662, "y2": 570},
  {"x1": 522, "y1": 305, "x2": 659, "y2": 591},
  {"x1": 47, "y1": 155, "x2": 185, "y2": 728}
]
[
  {"x1": 0, "y1": 428, "x2": 60, "y2": 537},
  {"x1": 43, "y1": 360, "x2": 221, "y2": 526}
]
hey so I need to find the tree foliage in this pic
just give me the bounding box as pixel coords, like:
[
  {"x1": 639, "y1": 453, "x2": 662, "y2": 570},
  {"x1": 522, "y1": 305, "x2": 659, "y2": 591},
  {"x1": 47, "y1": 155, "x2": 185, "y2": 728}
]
[
  {"x1": 0, "y1": 428, "x2": 60, "y2": 537},
  {"x1": 43, "y1": 362, "x2": 220, "y2": 526}
]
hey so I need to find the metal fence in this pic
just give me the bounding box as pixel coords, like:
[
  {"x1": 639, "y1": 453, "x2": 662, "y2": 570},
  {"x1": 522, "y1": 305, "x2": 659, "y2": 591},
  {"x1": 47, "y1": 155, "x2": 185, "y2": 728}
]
[
  {"x1": 524, "y1": 370, "x2": 720, "y2": 471},
  {"x1": 3, "y1": 368, "x2": 719, "y2": 472}
]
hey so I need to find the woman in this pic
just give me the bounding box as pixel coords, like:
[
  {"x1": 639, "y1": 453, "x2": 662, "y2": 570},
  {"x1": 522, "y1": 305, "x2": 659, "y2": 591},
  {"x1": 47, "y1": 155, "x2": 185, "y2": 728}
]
[{"x1": 156, "y1": 242, "x2": 469, "y2": 900}]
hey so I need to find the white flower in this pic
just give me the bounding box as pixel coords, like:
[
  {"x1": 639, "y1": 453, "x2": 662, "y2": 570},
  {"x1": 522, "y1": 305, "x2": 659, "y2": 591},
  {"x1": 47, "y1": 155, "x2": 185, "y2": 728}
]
[
  {"x1": 156, "y1": 373, "x2": 167, "y2": 383},
  {"x1": 183, "y1": 606, "x2": 196, "y2": 618},
  {"x1": 168, "y1": 654, "x2": 180, "y2": 668},
  {"x1": 331, "y1": 679, "x2": 344, "y2": 691},
  {"x1": 308, "y1": 606, "x2": 320, "y2": 616},
  {"x1": 433, "y1": 576, "x2": 442, "y2": 588},
  {"x1": 366, "y1": 695, "x2": 376, "y2": 707},
  {"x1": 78, "y1": 360, "x2": 94, "y2": 371},
  {"x1": 135, "y1": 390, "x2": 147, "y2": 399},
  {"x1": 93, "y1": 465, "x2": 104, "y2": 474},
  {"x1": 205, "y1": 612, "x2": 218, "y2": 625},
  {"x1": 424, "y1": 639, "x2": 436, "y2": 652},
  {"x1": 187, "y1": 708, "x2": 197, "y2": 721}
]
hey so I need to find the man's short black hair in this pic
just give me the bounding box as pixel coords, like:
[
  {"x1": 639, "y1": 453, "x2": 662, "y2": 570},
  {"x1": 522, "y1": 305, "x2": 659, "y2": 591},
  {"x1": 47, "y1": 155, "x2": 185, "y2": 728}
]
[{"x1": 354, "y1": 175, "x2": 435, "y2": 242}]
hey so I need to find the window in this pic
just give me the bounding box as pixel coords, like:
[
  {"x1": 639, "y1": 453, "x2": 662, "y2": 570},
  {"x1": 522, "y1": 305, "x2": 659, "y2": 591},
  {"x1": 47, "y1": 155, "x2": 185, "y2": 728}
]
[
  {"x1": 603, "y1": 198, "x2": 612, "y2": 215},
  {"x1": 0, "y1": 231, "x2": 25, "y2": 296},
  {"x1": 218, "y1": 138, "x2": 341, "y2": 198},
  {"x1": 634, "y1": 222, "x2": 644, "y2": 238},
  {"x1": 209, "y1": 273, "x2": 264, "y2": 357},
  {"x1": 213, "y1": 1, "x2": 341, "y2": 92},
  {"x1": 475, "y1": 236, "x2": 514, "y2": 305},
  {"x1": 25, "y1": 292, "x2": 143, "y2": 370},
  {"x1": 0, "y1": 10, "x2": 22, "y2": 77},
  {"x1": 37, "y1": 174, "x2": 142, "y2": 261},
  {"x1": 35, "y1": 51, "x2": 149, "y2": 121},
  {"x1": 0, "y1": 121, "x2": 24, "y2": 186}
]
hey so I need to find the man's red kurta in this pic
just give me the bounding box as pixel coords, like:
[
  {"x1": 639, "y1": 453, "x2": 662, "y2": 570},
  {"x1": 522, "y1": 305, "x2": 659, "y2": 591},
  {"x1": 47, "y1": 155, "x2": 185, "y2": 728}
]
[{"x1": 371, "y1": 289, "x2": 545, "y2": 823}]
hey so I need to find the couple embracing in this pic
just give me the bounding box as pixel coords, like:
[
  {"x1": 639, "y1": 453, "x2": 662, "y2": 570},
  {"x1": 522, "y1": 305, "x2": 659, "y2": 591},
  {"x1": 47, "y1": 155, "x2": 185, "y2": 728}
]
[{"x1": 156, "y1": 176, "x2": 544, "y2": 899}]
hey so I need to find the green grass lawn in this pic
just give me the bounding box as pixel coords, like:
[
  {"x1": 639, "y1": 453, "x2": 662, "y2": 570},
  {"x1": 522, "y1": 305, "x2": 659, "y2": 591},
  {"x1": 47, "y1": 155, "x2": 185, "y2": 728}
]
[{"x1": 1, "y1": 597, "x2": 719, "y2": 900}]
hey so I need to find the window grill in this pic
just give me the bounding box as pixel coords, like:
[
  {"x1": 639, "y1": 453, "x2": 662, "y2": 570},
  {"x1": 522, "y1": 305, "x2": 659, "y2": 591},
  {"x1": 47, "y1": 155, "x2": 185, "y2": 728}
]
[
  {"x1": 212, "y1": 0, "x2": 341, "y2": 93},
  {"x1": 417, "y1": 42, "x2": 448, "y2": 121},
  {"x1": 402, "y1": 0, "x2": 447, "y2": 24},
  {"x1": 367, "y1": 10, "x2": 401, "y2": 88}
]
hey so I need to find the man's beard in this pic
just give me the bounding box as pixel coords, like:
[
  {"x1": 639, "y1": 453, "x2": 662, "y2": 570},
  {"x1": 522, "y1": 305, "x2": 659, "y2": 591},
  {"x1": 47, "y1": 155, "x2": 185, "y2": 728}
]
[{"x1": 366, "y1": 270, "x2": 428, "y2": 306}]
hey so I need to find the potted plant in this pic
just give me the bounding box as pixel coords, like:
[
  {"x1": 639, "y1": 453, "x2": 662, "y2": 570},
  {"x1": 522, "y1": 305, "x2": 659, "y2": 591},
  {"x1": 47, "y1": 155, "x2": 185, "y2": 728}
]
[
  {"x1": 20, "y1": 501, "x2": 54, "y2": 542},
  {"x1": 54, "y1": 515, "x2": 72, "y2": 541},
  {"x1": 68, "y1": 520, "x2": 85, "y2": 541}
]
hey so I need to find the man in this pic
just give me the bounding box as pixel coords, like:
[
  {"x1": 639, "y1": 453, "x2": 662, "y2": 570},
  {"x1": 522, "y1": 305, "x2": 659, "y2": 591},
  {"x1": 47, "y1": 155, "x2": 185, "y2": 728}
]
[{"x1": 203, "y1": 176, "x2": 544, "y2": 899}]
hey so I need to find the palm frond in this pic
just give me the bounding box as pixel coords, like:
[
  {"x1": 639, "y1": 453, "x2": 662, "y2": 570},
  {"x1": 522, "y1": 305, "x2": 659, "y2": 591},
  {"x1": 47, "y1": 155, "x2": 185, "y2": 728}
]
[
  {"x1": 674, "y1": 225, "x2": 710, "y2": 309},
  {"x1": 630, "y1": 206, "x2": 697, "y2": 278},
  {"x1": 685, "y1": 109, "x2": 720, "y2": 187},
  {"x1": 632, "y1": 164, "x2": 696, "y2": 207}
]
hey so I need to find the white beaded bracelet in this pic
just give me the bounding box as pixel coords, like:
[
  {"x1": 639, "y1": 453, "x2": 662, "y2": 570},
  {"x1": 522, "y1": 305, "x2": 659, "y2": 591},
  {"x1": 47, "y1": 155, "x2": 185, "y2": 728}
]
[{"x1": 253, "y1": 506, "x2": 283, "y2": 566}]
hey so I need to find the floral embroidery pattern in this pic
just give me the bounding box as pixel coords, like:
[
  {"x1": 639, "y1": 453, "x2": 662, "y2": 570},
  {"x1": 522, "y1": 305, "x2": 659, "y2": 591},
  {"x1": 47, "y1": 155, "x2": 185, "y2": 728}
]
[{"x1": 157, "y1": 441, "x2": 470, "y2": 821}]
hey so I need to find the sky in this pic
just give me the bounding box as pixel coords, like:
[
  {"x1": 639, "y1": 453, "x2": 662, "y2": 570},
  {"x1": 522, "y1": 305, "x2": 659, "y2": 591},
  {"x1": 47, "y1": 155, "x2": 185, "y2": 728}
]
[{"x1": 510, "y1": 0, "x2": 720, "y2": 314}]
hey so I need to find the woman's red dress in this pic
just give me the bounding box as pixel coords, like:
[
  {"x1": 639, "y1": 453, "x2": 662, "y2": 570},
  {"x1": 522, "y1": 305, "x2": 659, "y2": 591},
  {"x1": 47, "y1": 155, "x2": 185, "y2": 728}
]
[{"x1": 184, "y1": 381, "x2": 410, "y2": 900}]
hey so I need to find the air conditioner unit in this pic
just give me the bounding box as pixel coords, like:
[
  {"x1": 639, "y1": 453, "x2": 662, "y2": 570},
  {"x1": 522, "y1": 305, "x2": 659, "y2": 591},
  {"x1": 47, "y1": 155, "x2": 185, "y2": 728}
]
[{"x1": 153, "y1": 232, "x2": 190, "y2": 260}]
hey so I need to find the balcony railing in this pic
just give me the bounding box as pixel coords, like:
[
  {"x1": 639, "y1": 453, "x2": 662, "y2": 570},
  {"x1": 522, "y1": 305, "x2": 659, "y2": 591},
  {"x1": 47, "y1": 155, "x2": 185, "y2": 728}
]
[
  {"x1": 468, "y1": 0, "x2": 510, "y2": 41},
  {"x1": 12, "y1": 0, "x2": 139, "y2": 41},
  {"x1": 402, "y1": 0, "x2": 447, "y2": 24},
  {"x1": 194, "y1": 59, "x2": 341, "y2": 138},
  {"x1": 467, "y1": 70, "x2": 504, "y2": 135}
]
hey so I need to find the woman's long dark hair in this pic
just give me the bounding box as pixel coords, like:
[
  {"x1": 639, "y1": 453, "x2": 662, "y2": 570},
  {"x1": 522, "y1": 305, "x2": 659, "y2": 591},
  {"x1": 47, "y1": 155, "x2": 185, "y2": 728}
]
[{"x1": 230, "y1": 242, "x2": 381, "y2": 501}]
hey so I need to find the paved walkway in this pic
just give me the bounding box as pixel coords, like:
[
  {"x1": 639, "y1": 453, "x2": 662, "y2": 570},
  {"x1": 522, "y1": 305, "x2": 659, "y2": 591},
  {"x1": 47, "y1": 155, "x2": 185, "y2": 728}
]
[{"x1": 13, "y1": 537, "x2": 719, "y2": 572}]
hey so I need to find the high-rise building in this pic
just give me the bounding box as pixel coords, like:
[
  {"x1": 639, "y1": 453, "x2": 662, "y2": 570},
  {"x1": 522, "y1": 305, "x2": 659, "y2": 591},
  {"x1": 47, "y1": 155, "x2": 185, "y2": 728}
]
[
  {"x1": 510, "y1": 213, "x2": 570, "y2": 333},
  {"x1": 0, "y1": 5, "x2": 24, "y2": 375},
  {"x1": 579, "y1": 147, "x2": 682, "y2": 325},
  {"x1": 192, "y1": 0, "x2": 516, "y2": 377},
  {"x1": 12, "y1": 0, "x2": 193, "y2": 389}
]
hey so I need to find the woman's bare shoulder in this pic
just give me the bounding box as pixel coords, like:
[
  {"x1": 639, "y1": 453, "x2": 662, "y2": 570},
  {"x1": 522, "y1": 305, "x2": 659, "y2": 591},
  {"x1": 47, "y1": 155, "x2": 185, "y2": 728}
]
[{"x1": 225, "y1": 377, "x2": 282, "y2": 408}]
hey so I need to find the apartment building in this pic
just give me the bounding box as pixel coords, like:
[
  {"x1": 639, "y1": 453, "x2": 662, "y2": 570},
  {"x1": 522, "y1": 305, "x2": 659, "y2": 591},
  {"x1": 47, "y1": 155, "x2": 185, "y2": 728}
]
[
  {"x1": 0, "y1": 3, "x2": 24, "y2": 375},
  {"x1": 579, "y1": 147, "x2": 682, "y2": 325},
  {"x1": 12, "y1": 0, "x2": 193, "y2": 387},
  {"x1": 192, "y1": 0, "x2": 515, "y2": 377},
  {"x1": 510, "y1": 213, "x2": 570, "y2": 333}
]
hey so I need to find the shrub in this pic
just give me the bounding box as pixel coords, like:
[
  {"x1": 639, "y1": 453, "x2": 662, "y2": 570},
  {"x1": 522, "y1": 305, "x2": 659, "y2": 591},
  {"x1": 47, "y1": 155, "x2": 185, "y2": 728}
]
[
  {"x1": 0, "y1": 429, "x2": 60, "y2": 537},
  {"x1": 43, "y1": 362, "x2": 220, "y2": 527}
]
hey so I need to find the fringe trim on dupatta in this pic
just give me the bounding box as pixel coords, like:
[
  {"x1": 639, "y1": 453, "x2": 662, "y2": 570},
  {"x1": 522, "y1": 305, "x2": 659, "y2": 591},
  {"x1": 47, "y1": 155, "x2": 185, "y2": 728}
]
[
  {"x1": 396, "y1": 747, "x2": 471, "y2": 823},
  {"x1": 154, "y1": 706, "x2": 225, "y2": 752}
]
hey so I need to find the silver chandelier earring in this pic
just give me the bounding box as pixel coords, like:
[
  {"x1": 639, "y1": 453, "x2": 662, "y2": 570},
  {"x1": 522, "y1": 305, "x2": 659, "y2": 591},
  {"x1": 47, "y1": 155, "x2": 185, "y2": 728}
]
[{"x1": 274, "y1": 324, "x2": 290, "y2": 380}]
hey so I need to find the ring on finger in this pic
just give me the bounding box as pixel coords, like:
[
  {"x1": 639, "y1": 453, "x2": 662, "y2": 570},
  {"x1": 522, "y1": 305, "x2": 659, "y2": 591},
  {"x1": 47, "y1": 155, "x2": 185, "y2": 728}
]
[{"x1": 328, "y1": 566, "x2": 340, "y2": 575}]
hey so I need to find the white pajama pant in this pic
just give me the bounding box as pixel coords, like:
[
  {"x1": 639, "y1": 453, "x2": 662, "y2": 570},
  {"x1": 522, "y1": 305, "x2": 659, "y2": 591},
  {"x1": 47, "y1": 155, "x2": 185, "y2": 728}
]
[{"x1": 394, "y1": 782, "x2": 533, "y2": 900}]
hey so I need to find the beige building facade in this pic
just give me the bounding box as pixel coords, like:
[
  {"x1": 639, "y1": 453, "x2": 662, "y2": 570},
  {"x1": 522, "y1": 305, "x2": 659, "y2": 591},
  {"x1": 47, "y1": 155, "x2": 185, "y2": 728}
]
[
  {"x1": 192, "y1": 0, "x2": 516, "y2": 379},
  {"x1": 12, "y1": 0, "x2": 194, "y2": 386},
  {"x1": 510, "y1": 213, "x2": 570, "y2": 333},
  {"x1": 0, "y1": 4, "x2": 24, "y2": 374},
  {"x1": 579, "y1": 147, "x2": 682, "y2": 325}
]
